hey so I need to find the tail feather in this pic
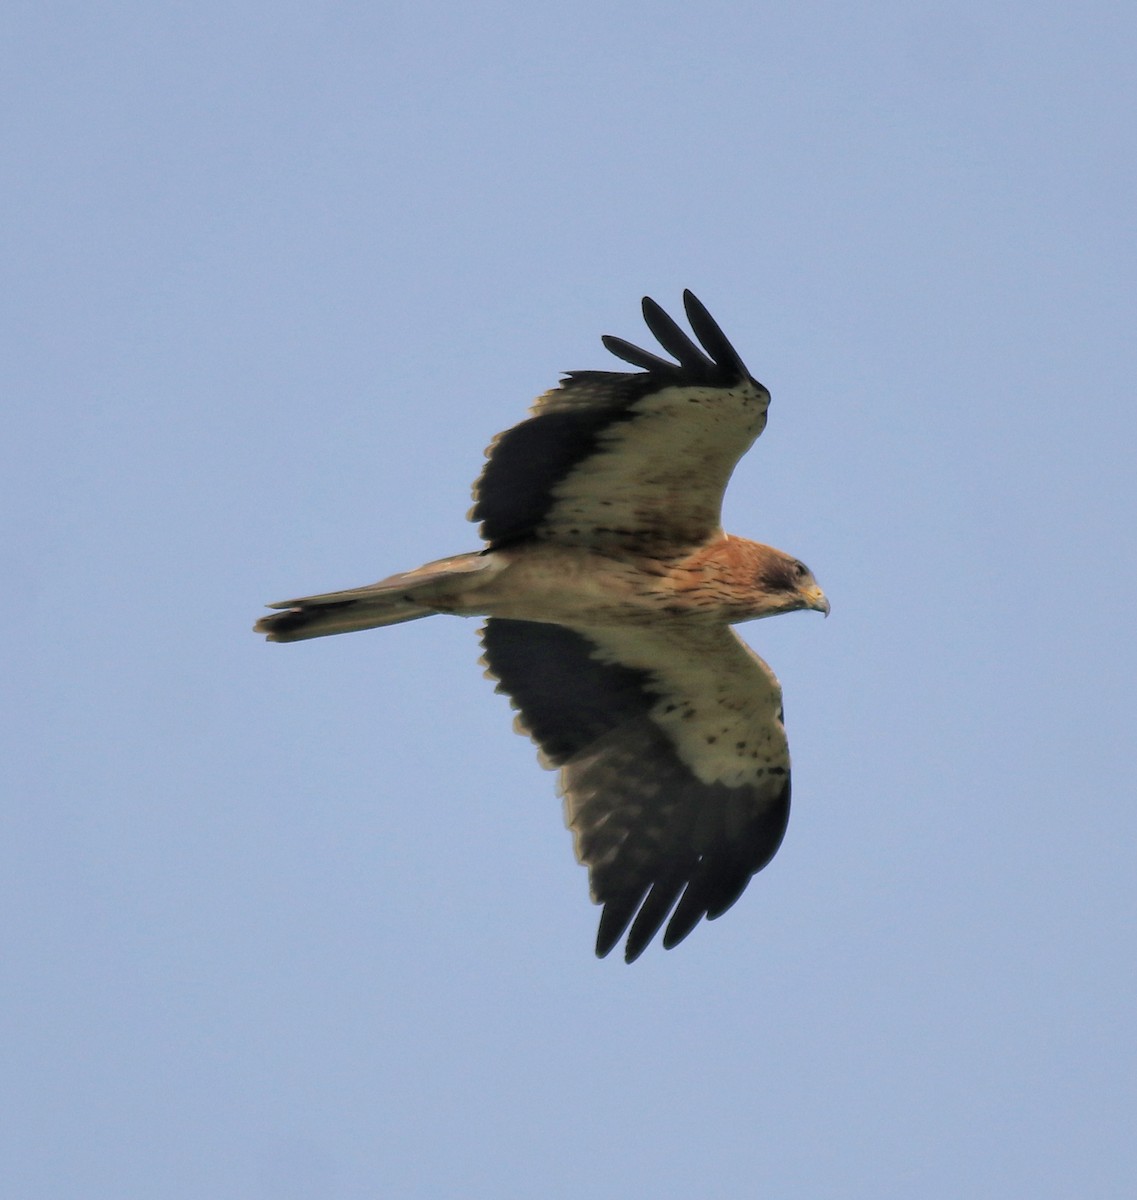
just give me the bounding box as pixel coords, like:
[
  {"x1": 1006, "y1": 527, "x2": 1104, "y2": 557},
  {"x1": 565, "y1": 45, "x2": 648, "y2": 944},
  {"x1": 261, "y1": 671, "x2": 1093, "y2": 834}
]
[{"x1": 254, "y1": 551, "x2": 493, "y2": 643}]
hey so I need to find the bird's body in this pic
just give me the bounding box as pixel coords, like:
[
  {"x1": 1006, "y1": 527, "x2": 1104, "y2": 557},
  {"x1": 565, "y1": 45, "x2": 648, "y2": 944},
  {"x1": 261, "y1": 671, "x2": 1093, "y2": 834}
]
[
  {"x1": 256, "y1": 292, "x2": 827, "y2": 961},
  {"x1": 260, "y1": 535, "x2": 812, "y2": 634}
]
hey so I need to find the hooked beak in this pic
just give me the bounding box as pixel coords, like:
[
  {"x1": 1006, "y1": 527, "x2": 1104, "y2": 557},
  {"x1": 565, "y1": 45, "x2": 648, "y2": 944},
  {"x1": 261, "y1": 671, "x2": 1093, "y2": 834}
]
[{"x1": 804, "y1": 585, "x2": 830, "y2": 618}]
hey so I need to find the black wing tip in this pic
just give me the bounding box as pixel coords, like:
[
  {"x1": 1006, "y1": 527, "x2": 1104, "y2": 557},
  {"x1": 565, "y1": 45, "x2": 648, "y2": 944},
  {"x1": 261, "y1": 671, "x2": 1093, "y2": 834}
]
[
  {"x1": 594, "y1": 889, "x2": 647, "y2": 961},
  {"x1": 592, "y1": 880, "x2": 708, "y2": 963},
  {"x1": 599, "y1": 333, "x2": 677, "y2": 374},
  {"x1": 680, "y1": 288, "x2": 709, "y2": 321},
  {"x1": 593, "y1": 889, "x2": 736, "y2": 962},
  {"x1": 681, "y1": 289, "x2": 749, "y2": 379},
  {"x1": 602, "y1": 291, "x2": 752, "y2": 387},
  {"x1": 592, "y1": 901, "x2": 704, "y2": 962},
  {"x1": 595, "y1": 935, "x2": 653, "y2": 966},
  {"x1": 592, "y1": 779, "x2": 791, "y2": 963}
]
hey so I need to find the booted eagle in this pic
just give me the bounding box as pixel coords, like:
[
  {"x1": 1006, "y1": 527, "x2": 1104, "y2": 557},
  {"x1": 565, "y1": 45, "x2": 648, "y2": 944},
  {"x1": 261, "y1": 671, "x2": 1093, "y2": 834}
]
[{"x1": 255, "y1": 292, "x2": 828, "y2": 962}]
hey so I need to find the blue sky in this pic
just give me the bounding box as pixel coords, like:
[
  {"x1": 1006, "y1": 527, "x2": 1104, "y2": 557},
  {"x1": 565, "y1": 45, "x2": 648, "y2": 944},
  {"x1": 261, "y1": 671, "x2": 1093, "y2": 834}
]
[{"x1": 3, "y1": 2, "x2": 1135, "y2": 1196}]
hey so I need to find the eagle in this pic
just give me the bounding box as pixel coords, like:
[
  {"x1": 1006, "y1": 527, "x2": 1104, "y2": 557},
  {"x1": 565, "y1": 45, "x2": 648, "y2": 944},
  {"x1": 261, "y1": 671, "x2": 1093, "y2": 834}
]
[{"x1": 255, "y1": 292, "x2": 828, "y2": 962}]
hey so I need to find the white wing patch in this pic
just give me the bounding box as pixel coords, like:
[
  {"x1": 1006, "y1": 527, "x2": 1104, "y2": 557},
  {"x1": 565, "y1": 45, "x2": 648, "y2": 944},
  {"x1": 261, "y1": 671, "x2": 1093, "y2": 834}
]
[
  {"x1": 579, "y1": 623, "x2": 787, "y2": 789},
  {"x1": 537, "y1": 381, "x2": 770, "y2": 547}
]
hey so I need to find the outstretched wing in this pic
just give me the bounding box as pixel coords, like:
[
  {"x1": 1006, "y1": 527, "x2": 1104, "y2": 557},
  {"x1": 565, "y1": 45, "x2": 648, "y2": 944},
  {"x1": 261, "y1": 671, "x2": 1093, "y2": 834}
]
[
  {"x1": 470, "y1": 291, "x2": 770, "y2": 553},
  {"x1": 480, "y1": 617, "x2": 791, "y2": 962}
]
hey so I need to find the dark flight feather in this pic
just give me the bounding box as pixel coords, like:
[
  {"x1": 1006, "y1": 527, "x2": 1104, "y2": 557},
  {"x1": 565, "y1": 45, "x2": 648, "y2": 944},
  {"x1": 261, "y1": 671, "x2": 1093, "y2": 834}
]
[{"x1": 480, "y1": 618, "x2": 791, "y2": 962}]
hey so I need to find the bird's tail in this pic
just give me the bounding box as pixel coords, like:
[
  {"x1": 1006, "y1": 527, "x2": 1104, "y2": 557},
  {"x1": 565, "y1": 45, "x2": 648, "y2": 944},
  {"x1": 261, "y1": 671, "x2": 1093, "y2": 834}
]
[{"x1": 254, "y1": 551, "x2": 494, "y2": 643}]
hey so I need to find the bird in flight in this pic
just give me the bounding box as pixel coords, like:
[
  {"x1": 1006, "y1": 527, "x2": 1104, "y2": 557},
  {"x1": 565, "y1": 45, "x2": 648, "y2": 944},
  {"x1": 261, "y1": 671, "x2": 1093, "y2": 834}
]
[{"x1": 255, "y1": 291, "x2": 828, "y2": 962}]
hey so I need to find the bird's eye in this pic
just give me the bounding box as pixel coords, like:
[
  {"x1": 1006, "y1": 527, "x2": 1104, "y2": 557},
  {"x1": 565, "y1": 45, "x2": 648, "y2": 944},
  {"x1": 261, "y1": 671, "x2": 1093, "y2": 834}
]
[{"x1": 794, "y1": 561, "x2": 809, "y2": 579}]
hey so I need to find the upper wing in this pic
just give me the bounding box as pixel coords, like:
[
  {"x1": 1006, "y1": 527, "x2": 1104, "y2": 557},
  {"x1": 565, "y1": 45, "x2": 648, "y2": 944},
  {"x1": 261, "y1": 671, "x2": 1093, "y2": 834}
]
[
  {"x1": 480, "y1": 617, "x2": 791, "y2": 962},
  {"x1": 470, "y1": 291, "x2": 771, "y2": 553}
]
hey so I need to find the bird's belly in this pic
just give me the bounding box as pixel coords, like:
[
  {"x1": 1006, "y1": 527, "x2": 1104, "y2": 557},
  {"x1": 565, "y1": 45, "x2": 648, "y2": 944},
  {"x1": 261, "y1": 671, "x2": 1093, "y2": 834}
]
[{"x1": 443, "y1": 547, "x2": 691, "y2": 626}]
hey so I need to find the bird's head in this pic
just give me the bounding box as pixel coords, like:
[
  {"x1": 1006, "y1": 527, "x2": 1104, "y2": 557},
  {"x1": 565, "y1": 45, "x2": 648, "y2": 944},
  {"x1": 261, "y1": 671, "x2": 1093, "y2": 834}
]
[{"x1": 749, "y1": 546, "x2": 830, "y2": 619}]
